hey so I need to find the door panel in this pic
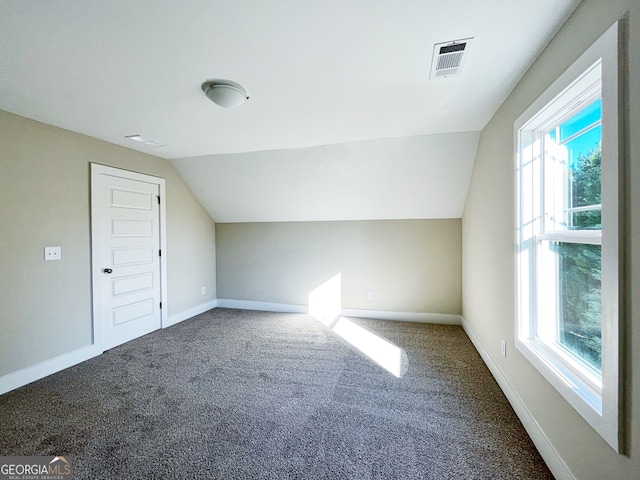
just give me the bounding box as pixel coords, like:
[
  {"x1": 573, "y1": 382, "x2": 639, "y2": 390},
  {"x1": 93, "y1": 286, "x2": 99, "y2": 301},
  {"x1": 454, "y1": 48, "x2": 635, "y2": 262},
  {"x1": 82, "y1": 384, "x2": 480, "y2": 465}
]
[
  {"x1": 111, "y1": 273, "x2": 154, "y2": 296},
  {"x1": 112, "y1": 299, "x2": 155, "y2": 326},
  {"x1": 112, "y1": 246, "x2": 154, "y2": 266},
  {"x1": 111, "y1": 219, "x2": 153, "y2": 237},
  {"x1": 110, "y1": 188, "x2": 153, "y2": 209}
]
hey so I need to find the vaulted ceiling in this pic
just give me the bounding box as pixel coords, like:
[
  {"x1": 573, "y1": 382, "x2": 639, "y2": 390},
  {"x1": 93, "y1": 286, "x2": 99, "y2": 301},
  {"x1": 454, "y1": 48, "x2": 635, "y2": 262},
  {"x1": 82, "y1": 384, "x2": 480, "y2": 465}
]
[{"x1": 1, "y1": 1, "x2": 580, "y2": 222}]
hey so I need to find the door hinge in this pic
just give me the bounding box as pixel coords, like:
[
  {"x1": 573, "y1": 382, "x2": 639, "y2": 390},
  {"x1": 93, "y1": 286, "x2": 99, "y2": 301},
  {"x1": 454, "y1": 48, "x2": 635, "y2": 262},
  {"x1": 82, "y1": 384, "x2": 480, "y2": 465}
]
[
  {"x1": 157, "y1": 195, "x2": 161, "y2": 205},
  {"x1": 159, "y1": 249, "x2": 161, "y2": 257},
  {"x1": 160, "y1": 302, "x2": 162, "y2": 309}
]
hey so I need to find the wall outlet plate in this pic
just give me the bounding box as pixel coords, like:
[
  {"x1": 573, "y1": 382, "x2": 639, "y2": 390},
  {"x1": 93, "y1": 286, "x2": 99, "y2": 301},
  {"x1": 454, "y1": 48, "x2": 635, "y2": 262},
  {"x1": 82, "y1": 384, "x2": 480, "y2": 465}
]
[{"x1": 44, "y1": 246, "x2": 61, "y2": 261}]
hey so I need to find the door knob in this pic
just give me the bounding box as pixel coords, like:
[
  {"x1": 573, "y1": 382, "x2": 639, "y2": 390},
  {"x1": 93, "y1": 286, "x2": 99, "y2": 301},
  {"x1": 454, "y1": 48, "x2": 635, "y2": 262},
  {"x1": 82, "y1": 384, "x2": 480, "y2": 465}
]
[{"x1": 103, "y1": 268, "x2": 113, "y2": 274}]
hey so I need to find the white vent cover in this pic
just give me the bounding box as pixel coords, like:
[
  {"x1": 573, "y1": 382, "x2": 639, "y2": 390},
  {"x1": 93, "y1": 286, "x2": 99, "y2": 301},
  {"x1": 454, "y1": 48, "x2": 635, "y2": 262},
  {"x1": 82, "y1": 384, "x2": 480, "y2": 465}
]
[{"x1": 429, "y1": 38, "x2": 473, "y2": 79}]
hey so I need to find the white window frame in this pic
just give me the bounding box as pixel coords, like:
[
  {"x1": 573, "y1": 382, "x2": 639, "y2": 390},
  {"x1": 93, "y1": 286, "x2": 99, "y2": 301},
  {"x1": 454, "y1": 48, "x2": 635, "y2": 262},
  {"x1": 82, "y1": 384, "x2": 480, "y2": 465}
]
[{"x1": 514, "y1": 21, "x2": 623, "y2": 452}]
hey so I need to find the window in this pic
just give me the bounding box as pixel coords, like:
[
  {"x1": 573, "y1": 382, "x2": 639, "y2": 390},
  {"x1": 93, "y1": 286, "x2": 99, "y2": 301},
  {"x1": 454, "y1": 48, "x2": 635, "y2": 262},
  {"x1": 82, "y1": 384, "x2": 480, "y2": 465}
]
[{"x1": 515, "y1": 22, "x2": 623, "y2": 452}]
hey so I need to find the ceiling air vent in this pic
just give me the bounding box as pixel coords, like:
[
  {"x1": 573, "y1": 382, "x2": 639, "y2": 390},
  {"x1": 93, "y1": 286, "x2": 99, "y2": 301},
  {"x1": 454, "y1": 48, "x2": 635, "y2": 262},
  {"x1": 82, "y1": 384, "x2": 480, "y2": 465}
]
[{"x1": 429, "y1": 38, "x2": 473, "y2": 79}]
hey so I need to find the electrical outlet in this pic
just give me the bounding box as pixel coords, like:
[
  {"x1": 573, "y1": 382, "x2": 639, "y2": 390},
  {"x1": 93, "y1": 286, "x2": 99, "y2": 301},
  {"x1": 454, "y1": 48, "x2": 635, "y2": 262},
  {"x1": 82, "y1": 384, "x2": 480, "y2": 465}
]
[
  {"x1": 367, "y1": 290, "x2": 374, "y2": 300},
  {"x1": 201, "y1": 286, "x2": 206, "y2": 295},
  {"x1": 501, "y1": 339, "x2": 507, "y2": 357}
]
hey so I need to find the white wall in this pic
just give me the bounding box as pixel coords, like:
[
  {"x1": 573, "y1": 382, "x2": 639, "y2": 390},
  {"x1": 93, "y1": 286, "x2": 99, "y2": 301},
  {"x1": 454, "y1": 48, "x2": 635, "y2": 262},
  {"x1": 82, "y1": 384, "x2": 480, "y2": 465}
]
[
  {"x1": 462, "y1": 1, "x2": 639, "y2": 478},
  {"x1": 171, "y1": 132, "x2": 480, "y2": 223},
  {"x1": 0, "y1": 110, "x2": 217, "y2": 378}
]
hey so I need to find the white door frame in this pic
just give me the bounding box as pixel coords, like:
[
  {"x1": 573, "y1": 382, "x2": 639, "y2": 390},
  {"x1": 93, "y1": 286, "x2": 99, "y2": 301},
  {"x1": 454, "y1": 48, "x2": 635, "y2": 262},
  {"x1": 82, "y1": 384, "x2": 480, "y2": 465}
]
[{"x1": 90, "y1": 163, "x2": 168, "y2": 351}]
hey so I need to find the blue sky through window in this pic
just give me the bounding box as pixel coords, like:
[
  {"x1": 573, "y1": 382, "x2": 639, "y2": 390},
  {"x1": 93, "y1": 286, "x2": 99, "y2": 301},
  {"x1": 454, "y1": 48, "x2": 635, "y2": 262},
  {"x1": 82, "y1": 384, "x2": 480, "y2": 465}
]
[
  {"x1": 566, "y1": 125, "x2": 601, "y2": 168},
  {"x1": 559, "y1": 99, "x2": 601, "y2": 141},
  {"x1": 548, "y1": 98, "x2": 602, "y2": 168}
]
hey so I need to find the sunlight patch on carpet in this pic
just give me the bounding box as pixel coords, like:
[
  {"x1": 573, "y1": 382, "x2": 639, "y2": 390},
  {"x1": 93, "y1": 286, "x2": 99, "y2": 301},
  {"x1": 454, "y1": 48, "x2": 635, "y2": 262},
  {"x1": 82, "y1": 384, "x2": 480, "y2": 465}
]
[
  {"x1": 308, "y1": 273, "x2": 407, "y2": 377},
  {"x1": 332, "y1": 317, "x2": 408, "y2": 378}
]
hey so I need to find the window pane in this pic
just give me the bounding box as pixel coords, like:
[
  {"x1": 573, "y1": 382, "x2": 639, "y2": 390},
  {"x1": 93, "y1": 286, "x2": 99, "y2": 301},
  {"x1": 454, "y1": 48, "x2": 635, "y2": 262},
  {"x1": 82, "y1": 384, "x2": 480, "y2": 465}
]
[
  {"x1": 571, "y1": 209, "x2": 601, "y2": 230},
  {"x1": 552, "y1": 242, "x2": 602, "y2": 372},
  {"x1": 559, "y1": 99, "x2": 601, "y2": 142},
  {"x1": 567, "y1": 127, "x2": 601, "y2": 229},
  {"x1": 565, "y1": 124, "x2": 601, "y2": 172},
  {"x1": 545, "y1": 105, "x2": 602, "y2": 231}
]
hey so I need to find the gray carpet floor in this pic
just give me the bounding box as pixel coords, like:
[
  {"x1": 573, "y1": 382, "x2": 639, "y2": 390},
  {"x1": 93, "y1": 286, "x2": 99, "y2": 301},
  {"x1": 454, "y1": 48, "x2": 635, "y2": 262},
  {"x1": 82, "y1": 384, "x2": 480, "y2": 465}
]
[{"x1": 0, "y1": 308, "x2": 553, "y2": 479}]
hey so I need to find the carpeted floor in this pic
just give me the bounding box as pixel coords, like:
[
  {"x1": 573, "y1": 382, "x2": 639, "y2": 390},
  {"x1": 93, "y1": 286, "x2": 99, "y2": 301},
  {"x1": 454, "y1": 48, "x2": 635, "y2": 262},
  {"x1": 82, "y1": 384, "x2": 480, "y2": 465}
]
[{"x1": 0, "y1": 308, "x2": 553, "y2": 479}]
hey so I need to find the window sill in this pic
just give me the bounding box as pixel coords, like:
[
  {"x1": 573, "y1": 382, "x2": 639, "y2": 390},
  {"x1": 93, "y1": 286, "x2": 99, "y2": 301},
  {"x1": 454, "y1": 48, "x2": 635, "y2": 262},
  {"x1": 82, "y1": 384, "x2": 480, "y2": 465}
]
[{"x1": 516, "y1": 337, "x2": 601, "y2": 415}]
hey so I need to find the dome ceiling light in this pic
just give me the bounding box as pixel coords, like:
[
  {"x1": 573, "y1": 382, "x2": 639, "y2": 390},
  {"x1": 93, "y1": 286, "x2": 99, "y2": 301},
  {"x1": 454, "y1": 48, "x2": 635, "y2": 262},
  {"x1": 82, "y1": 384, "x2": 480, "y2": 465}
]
[{"x1": 201, "y1": 79, "x2": 249, "y2": 108}]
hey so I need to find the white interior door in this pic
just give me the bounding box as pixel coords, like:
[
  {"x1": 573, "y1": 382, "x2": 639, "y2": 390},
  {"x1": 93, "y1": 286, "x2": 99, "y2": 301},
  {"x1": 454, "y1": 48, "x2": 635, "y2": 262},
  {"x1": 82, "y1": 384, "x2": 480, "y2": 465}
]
[{"x1": 91, "y1": 164, "x2": 165, "y2": 351}]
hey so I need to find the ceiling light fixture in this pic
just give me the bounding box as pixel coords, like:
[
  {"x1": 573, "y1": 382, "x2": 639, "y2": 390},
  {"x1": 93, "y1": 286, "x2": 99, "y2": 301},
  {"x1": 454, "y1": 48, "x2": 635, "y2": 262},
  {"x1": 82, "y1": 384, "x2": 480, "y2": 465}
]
[{"x1": 201, "y1": 79, "x2": 249, "y2": 108}]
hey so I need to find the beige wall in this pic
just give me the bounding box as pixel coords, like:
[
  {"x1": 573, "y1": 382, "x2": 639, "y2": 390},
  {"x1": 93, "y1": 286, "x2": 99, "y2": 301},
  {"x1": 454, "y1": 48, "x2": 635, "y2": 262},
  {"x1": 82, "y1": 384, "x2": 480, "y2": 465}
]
[
  {"x1": 462, "y1": 1, "x2": 639, "y2": 478},
  {"x1": 0, "y1": 110, "x2": 217, "y2": 377},
  {"x1": 216, "y1": 219, "x2": 461, "y2": 315}
]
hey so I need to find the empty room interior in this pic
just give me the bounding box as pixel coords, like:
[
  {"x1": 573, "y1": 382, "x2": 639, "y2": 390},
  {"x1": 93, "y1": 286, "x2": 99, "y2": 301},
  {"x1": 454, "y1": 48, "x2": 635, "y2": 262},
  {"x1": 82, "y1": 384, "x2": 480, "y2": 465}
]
[{"x1": 1, "y1": 1, "x2": 639, "y2": 479}]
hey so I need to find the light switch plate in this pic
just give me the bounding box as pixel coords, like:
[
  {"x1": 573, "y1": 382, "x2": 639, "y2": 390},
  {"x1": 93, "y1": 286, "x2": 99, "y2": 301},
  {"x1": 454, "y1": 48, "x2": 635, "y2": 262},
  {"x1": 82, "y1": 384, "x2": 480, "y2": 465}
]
[{"x1": 44, "y1": 246, "x2": 61, "y2": 261}]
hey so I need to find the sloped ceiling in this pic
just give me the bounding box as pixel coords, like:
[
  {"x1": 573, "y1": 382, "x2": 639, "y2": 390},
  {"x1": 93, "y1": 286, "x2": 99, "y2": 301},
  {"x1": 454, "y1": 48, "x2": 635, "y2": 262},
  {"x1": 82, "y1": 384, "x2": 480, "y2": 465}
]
[
  {"x1": 0, "y1": 1, "x2": 580, "y2": 222},
  {"x1": 172, "y1": 132, "x2": 481, "y2": 222}
]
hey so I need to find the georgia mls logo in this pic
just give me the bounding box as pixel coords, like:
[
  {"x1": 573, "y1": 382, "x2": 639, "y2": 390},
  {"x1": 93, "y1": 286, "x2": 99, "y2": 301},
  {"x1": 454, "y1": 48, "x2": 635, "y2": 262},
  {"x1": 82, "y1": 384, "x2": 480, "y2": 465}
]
[
  {"x1": 49, "y1": 456, "x2": 70, "y2": 474},
  {"x1": 0, "y1": 455, "x2": 72, "y2": 479}
]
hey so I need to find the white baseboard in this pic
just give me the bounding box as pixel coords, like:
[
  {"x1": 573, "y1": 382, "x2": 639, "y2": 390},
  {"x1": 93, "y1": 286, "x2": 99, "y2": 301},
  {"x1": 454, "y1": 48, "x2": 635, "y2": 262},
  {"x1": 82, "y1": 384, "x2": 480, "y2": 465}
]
[
  {"x1": 216, "y1": 299, "x2": 308, "y2": 314},
  {"x1": 342, "y1": 308, "x2": 461, "y2": 325},
  {"x1": 165, "y1": 299, "x2": 218, "y2": 328},
  {"x1": 0, "y1": 344, "x2": 101, "y2": 396},
  {"x1": 461, "y1": 318, "x2": 575, "y2": 480},
  {"x1": 215, "y1": 299, "x2": 461, "y2": 325},
  {"x1": 0, "y1": 300, "x2": 219, "y2": 396}
]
